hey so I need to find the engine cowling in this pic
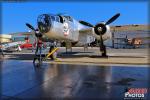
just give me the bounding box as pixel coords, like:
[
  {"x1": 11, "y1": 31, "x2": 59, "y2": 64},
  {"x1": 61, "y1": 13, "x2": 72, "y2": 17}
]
[
  {"x1": 94, "y1": 23, "x2": 107, "y2": 35},
  {"x1": 93, "y1": 23, "x2": 111, "y2": 40}
]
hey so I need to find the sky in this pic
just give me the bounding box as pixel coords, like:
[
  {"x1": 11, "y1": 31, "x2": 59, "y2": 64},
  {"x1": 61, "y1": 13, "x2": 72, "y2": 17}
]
[{"x1": 1, "y1": 1, "x2": 149, "y2": 34}]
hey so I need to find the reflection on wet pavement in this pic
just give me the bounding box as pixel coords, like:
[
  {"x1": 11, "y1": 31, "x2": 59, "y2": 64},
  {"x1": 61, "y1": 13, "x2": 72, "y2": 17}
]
[{"x1": 1, "y1": 60, "x2": 150, "y2": 99}]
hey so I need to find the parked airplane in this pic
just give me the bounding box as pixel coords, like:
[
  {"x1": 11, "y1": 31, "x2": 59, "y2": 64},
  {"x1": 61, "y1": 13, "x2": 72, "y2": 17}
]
[
  {"x1": 0, "y1": 41, "x2": 25, "y2": 51},
  {"x1": 25, "y1": 13, "x2": 120, "y2": 65},
  {"x1": 0, "y1": 36, "x2": 34, "y2": 51}
]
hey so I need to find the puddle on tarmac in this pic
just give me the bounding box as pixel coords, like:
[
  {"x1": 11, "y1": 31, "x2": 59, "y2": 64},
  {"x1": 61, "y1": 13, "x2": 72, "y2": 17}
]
[{"x1": 1, "y1": 60, "x2": 150, "y2": 99}]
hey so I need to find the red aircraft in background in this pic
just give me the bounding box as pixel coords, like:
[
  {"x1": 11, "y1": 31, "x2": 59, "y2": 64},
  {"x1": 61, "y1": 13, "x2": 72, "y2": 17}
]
[{"x1": 20, "y1": 37, "x2": 33, "y2": 49}]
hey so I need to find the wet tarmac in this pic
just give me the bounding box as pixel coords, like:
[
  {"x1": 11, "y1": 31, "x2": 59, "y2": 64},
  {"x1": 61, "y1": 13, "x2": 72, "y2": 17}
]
[{"x1": 1, "y1": 60, "x2": 150, "y2": 99}]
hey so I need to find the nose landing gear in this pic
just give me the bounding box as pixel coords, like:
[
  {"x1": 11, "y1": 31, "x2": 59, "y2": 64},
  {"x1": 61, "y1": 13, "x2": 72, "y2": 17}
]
[{"x1": 33, "y1": 41, "x2": 59, "y2": 67}]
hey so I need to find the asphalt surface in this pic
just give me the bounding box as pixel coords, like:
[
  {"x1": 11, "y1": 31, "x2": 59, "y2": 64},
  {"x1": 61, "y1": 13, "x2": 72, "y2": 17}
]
[
  {"x1": 0, "y1": 59, "x2": 150, "y2": 99},
  {"x1": 0, "y1": 47, "x2": 150, "y2": 99},
  {"x1": 2, "y1": 47, "x2": 149, "y2": 65}
]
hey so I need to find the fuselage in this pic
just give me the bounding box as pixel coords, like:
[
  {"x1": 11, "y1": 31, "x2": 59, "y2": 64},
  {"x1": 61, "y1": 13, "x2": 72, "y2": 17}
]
[{"x1": 37, "y1": 14, "x2": 112, "y2": 44}]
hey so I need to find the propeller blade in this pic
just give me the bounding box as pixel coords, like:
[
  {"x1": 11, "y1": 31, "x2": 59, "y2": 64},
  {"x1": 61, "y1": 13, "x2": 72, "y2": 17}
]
[
  {"x1": 105, "y1": 13, "x2": 120, "y2": 25},
  {"x1": 26, "y1": 23, "x2": 36, "y2": 31},
  {"x1": 79, "y1": 20, "x2": 93, "y2": 27}
]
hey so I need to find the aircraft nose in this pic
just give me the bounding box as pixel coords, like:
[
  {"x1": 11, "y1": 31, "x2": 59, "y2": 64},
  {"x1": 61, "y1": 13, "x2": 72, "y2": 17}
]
[{"x1": 37, "y1": 14, "x2": 51, "y2": 33}]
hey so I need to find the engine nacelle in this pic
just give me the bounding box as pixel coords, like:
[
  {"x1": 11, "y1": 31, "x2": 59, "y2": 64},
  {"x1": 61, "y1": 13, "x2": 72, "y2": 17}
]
[
  {"x1": 95, "y1": 23, "x2": 109, "y2": 35},
  {"x1": 93, "y1": 23, "x2": 111, "y2": 40}
]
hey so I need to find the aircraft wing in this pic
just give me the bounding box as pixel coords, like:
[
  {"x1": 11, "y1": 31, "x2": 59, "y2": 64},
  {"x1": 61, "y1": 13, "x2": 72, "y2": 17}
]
[
  {"x1": 78, "y1": 27, "x2": 95, "y2": 44},
  {"x1": 1, "y1": 41, "x2": 26, "y2": 50},
  {"x1": 79, "y1": 27, "x2": 93, "y2": 35}
]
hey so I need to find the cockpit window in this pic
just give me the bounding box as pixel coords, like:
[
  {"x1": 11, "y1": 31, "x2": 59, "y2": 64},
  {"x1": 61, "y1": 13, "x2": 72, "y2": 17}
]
[
  {"x1": 51, "y1": 16, "x2": 55, "y2": 21},
  {"x1": 64, "y1": 16, "x2": 73, "y2": 22},
  {"x1": 55, "y1": 16, "x2": 60, "y2": 22},
  {"x1": 50, "y1": 16, "x2": 60, "y2": 22}
]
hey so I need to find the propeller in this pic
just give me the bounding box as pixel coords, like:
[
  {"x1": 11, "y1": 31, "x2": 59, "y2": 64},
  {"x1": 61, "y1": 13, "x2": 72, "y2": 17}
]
[
  {"x1": 79, "y1": 13, "x2": 120, "y2": 56},
  {"x1": 26, "y1": 23, "x2": 36, "y2": 31},
  {"x1": 105, "y1": 13, "x2": 120, "y2": 25},
  {"x1": 26, "y1": 23, "x2": 43, "y2": 66},
  {"x1": 99, "y1": 13, "x2": 120, "y2": 56},
  {"x1": 26, "y1": 23, "x2": 43, "y2": 38},
  {"x1": 79, "y1": 20, "x2": 93, "y2": 27},
  {"x1": 79, "y1": 13, "x2": 120, "y2": 27}
]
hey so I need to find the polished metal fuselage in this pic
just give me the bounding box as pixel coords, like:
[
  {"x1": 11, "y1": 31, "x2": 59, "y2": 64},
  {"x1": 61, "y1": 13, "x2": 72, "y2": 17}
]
[{"x1": 43, "y1": 17, "x2": 112, "y2": 44}]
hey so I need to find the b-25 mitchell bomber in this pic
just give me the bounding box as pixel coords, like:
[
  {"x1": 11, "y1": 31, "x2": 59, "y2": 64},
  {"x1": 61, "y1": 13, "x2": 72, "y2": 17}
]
[{"x1": 25, "y1": 13, "x2": 120, "y2": 65}]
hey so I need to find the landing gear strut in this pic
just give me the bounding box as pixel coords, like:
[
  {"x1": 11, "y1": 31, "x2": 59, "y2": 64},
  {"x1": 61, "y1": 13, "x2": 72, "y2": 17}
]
[
  {"x1": 49, "y1": 45, "x2": 55, "y2": 60},
  {"x1": 99, "y1": 34, "x2": 108, "y2": 57},
  {"x1": 47, "y1": 41, "x2": 58, "y2": 60},
  {"x1": 33, "y1": 38, "x2": 43, "y2": 67},
  {"x1": 100, "y1": 45, "x2": 107, "y2": 57}
]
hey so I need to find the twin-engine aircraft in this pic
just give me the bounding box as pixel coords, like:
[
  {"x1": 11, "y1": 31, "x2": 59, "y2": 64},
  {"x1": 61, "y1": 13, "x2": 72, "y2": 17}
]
[{"x1": 26, "y1": 13, "x2": 120, "y2": 65}]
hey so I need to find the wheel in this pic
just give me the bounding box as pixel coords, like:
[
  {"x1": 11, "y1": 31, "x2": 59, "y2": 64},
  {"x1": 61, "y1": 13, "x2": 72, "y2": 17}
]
[{"x1": 33, "y1": 55, "x2": 42, "y2": 67}]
